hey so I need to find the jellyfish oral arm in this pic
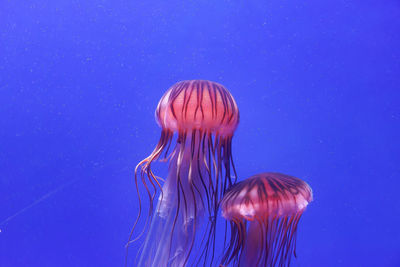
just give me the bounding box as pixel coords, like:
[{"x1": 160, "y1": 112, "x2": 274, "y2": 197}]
[
  {"x1": 137, "y1": 192, "x2": 178, "y2": 267},
  {"x1": 239, "y1": 220, "x2": 263, "y2": 266}
]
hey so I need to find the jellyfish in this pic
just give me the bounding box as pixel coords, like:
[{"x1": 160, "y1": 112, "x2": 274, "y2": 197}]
[
  {"x1": 220, "y1": 172, "x2": 312, "y2": 267},
  {"x1": 129, "y1": 80, "x2": 239, "y2": 266}
]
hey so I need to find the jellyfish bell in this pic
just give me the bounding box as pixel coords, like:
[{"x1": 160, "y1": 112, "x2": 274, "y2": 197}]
[
  {"x1": 129, "y1": 80, "x2": 239, "y2": 266},
  {"x1": 156, "y1": 80, "x2": 239, "y2": 136},
  {"x1": 222, "y1": 173, "x2": 312, "y2": 220},
  {"x1": 220, "y1": 172, "x2": 312, "y2": 267}
]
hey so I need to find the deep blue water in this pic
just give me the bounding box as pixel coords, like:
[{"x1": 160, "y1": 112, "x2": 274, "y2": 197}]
[{"x1": 1, "y1": 1, "x2": 400, "y2": 266}]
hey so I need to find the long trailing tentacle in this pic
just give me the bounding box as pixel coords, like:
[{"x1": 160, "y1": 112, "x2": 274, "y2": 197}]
[{"x1": 125, "y1": 129, "x2": 173, "y2": 264}]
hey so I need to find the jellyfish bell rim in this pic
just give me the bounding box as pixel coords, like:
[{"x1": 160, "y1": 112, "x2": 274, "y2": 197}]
[
  {"x1": 221, "y1": 198, "x2": 311, "y2": 221},
  {"x1": 154, "y1": 79, "x2": 239, "y2": 137},
  {"x1": 221, "y1": 172, "x2": 313, "y2": 221}
]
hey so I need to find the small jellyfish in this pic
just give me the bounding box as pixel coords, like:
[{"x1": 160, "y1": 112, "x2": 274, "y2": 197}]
[
  {"x1": 129, "y1": 80, "x2": 239, "y2": 266},
  {"x1": 220, "y1": 172, "x2": 313, "y2": 267}
]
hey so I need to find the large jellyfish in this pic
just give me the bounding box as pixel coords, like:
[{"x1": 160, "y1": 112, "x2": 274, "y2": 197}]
[
  {"x1": 220, "y1": 172, "x2": 312, "y2": 267},
  {"x1": 129, "y1": 80, "x2": 239, "y2": 266}
]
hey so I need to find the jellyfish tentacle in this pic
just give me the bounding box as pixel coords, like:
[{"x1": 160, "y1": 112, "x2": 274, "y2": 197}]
[{"x1": 126, "y1": 129, "x2": 174, "y2": 264}]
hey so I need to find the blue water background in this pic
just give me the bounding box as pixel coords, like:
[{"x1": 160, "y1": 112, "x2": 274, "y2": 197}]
[{"x1": 1, "y1": 1, "x2": 399, "y2": 266}]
